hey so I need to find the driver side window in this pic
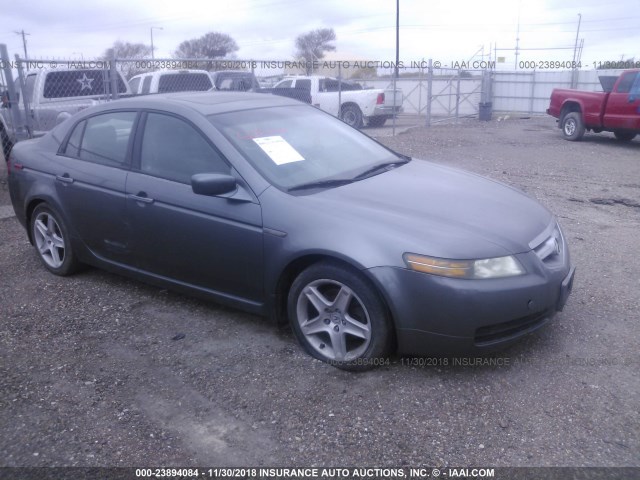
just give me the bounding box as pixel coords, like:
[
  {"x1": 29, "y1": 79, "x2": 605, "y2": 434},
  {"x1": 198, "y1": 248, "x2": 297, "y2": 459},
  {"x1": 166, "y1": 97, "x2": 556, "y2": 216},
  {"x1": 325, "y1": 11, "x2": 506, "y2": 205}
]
[{"x1": 139, "y1": 113, "x2": 230, "y2": 184}]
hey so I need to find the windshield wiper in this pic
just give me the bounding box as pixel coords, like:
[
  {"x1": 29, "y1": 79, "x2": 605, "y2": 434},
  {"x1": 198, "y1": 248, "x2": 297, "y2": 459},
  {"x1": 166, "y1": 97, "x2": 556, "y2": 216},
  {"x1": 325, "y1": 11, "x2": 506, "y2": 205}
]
[
  {"x1": 352, "y1": 158, "x2": 410, "y2": 181},
  {"x1": 287, "y1": 178, "x2": 356, "y2": 192},
  {"x1": 287, "y1": 158, "x2": 410, "y2": 192}
]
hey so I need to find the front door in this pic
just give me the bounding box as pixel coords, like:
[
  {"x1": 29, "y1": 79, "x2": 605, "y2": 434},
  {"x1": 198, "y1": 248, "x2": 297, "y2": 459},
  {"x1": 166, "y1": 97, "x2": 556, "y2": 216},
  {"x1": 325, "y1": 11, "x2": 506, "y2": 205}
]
[
  {"x1": 604, "y1": 71, "x2": 640, "y2": 130},
  {"x1": 126, "y1": 112, "x2": 264, "y2": 303}
]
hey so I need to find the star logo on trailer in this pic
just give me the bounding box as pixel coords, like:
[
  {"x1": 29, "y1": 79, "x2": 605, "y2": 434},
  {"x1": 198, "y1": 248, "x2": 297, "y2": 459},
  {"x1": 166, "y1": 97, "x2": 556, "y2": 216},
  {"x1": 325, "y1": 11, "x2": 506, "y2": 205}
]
[{"x1": 76, "y1": 73, "x2": 94, "y2": 91}]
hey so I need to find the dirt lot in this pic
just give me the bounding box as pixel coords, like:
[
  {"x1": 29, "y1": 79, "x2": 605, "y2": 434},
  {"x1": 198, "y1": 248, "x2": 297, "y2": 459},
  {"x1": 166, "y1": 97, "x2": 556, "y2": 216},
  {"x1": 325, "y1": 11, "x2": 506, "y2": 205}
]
[{"x1": 0, "y1": 117, "x2": 639, "y2": 469}]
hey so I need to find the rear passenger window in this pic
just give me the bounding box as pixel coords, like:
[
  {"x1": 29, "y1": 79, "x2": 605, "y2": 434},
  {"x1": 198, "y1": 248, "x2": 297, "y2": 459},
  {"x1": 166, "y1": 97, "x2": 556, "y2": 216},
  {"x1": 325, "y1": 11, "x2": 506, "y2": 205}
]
[
  {"x1": 157, "y1": 73, "x2": 212, "y2": 93},
  {"x1": 616, "y1": 72, "x2": 639, "y2": 93},
  {"x1": 139, "y1": 113, "x2": 229, "y2": 184},
  {"x1": 77, "y1": 112, "x2": 136, "y2": 166},
  {"x1": 295, "y1": 79, "x2": 311, "y2": 91}
]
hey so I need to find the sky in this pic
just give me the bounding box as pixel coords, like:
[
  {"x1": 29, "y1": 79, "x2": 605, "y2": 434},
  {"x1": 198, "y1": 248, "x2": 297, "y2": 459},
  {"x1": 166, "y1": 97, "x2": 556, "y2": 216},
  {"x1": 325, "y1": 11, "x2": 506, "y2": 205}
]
[{"x1": 1, "y1": 0, "x2": 639, "y2": 71}]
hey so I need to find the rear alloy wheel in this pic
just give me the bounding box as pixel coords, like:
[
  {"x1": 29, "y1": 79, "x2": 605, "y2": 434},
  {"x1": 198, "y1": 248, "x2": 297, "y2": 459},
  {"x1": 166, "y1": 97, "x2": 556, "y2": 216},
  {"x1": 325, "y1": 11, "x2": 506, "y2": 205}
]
[
  {"x1": 613, "y1": 130, "x2": 637, "y2": 142},
  {"x1": 561, "y1": 112, "x2": 585, "y2": 141},
  {"x1": 340, "y1": 105, "x2": 363, "y2": 129},
  {"x1": 30, "y1": 204, "x2": 80, "y2": 276},
  {"x1": 288, "y1": 262, "x2": 392, "y2": 370}
]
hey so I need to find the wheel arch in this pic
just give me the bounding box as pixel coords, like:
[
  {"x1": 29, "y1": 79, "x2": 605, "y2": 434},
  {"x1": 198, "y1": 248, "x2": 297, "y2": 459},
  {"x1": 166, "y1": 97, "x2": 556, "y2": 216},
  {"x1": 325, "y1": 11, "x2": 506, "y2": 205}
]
[
  {"x1": 559, "y1": 101, "x2": 582, "y2": 124},
  {"x1": 340, "y1": 101, "x2": 361, "y2": 115},
  {"x1": 271, "y1": 253, "x2": 397, "y2": 349},
  {"x1": 25, "y1": 198, "x2": 48, "y2": 244}
]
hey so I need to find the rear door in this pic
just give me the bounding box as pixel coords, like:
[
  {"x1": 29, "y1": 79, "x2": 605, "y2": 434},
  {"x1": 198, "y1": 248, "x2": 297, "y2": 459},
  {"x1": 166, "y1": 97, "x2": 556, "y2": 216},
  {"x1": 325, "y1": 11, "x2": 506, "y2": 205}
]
[
  {"x1": 603, "y1": 71, "x2": 640, "y2": 130},
  {"x1": 316, "y1": 78, "x2": 340, "y2": 116},
  {"x1": 54, "y1": 110, "x2": 137, "y2": 263},
  {"x1": 125, "y1": 111, "x2": 264, "y2": 302}
]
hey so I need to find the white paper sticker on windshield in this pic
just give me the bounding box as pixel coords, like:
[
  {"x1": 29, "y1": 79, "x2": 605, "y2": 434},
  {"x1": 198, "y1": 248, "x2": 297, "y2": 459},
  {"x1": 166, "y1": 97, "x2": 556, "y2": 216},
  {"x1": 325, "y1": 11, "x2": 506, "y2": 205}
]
[{"x1": 253, "y1": 136, "x2": 304, "y2": 165}]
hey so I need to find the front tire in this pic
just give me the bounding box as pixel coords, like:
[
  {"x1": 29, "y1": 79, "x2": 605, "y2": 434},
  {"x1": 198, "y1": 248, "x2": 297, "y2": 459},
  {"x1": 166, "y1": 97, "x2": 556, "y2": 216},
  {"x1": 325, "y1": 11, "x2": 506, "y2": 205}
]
[
  {"x1": 613, "y1": 130, "x2": 637, "y2": 142},
  {"x1": 340, "y1": 105, "x2": 363, "y2": 129},
  {"x1": 30, "y1": 204, "x2": 80, "y2": 276},
  {"x1": 561, "y1": 112, "x2": 585, "y2": 141},
  {"x1": 288, "y1": 262, "x2": 393, "y2": 370}
]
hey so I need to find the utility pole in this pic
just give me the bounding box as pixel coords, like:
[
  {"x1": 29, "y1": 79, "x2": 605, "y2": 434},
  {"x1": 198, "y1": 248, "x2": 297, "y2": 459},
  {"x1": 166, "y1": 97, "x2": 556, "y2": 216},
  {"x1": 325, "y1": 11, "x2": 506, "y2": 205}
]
[
  {"x1": 392, "y1": 0, "x2": 399, "y2": 136},
  {"x1": 14, "y1": 29, "x2": 30, "y2": 68},
  {"x1": 150, "y1": 27, "x2": 163, "y2": 60},
  {"x1": 571, "y1": 14, "x2": 582, "y2": 89},
  {"x1": 572, "y1": 14, "x2": 582, "y2": 64},
  {"x1": 514, "y1": 2, "x2": 521, "y2": 70}
]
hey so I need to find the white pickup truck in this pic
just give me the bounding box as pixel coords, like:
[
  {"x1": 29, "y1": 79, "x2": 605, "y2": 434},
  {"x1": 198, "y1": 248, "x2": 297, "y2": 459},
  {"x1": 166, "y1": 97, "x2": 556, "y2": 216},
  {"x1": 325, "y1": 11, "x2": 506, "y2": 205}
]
[
  {"x1": 128, "y1": 69, "x2": 213, "y2": 95},
  {"x1": 1, "y1": 67, "x2": 130, "y2": 157},
  {"x1": 268, "y1": 75, "x2": 403, "y2": 128}
]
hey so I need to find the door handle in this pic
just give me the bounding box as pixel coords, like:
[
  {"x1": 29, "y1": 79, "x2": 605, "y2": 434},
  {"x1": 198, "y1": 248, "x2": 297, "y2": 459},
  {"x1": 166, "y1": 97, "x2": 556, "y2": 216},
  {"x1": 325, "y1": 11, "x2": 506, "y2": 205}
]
[
  {"x1": 129, "y1": 193, "x2": 154, "y2": 204},
  {"x1": 55, "y1": 174, "x2": 74, "y2": 184}
]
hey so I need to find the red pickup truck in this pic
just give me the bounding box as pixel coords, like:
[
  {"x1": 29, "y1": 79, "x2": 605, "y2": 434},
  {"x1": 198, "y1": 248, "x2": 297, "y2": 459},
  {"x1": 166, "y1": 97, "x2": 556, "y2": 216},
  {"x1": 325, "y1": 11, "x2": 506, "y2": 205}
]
[{"x1": 547, "y1": 69, "x2": 640, "y2": 141}]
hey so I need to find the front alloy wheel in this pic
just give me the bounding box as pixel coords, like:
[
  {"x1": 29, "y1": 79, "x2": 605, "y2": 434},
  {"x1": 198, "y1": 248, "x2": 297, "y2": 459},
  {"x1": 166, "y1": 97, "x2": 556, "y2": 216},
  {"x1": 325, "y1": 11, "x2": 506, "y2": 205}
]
[{"x1": 288, "y1": 262, "x2": 392, "y2": 370}]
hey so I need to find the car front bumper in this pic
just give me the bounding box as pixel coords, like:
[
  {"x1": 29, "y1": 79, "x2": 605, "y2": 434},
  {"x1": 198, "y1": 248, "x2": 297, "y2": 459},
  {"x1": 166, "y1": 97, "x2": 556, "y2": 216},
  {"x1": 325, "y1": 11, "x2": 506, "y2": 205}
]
[{"x1": 367, "y1": 257, "x2": 575, "y2": 356}]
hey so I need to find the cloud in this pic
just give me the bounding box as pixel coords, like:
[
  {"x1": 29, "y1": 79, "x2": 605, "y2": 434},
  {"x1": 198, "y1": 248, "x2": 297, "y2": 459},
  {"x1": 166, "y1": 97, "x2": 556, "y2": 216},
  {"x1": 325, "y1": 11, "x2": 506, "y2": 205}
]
[{"x1": 1, "y1": 0, "x2": 638, "y2": 64}]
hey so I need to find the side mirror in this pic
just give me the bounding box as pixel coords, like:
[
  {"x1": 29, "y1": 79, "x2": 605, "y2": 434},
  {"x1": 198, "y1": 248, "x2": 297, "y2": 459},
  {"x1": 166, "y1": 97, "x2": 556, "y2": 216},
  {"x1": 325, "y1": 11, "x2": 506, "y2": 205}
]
[{"x1": 191, "y1": 173, "x2": 237, "y2": 197}]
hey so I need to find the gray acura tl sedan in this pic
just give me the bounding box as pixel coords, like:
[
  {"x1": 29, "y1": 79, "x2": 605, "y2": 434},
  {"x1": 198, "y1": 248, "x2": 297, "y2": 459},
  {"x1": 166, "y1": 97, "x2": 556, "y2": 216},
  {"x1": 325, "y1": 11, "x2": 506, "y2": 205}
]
[{"x1": 7, "y1": 92, "x2": 575, "y2": 370}]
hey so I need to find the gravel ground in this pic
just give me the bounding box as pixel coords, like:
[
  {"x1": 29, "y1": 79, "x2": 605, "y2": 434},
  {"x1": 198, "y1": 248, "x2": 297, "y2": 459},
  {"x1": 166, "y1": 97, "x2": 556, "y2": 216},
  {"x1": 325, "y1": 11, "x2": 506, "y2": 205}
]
[{"x1": 0, "y1": 117, "x2": 639, "y2": 469}]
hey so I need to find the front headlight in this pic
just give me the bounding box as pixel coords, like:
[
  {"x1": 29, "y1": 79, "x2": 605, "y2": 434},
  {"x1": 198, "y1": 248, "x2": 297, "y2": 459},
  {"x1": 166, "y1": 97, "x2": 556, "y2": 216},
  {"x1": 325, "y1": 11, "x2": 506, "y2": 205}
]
[{"x1": 403, "y1": 253, "x2": 525, "y2": 279}]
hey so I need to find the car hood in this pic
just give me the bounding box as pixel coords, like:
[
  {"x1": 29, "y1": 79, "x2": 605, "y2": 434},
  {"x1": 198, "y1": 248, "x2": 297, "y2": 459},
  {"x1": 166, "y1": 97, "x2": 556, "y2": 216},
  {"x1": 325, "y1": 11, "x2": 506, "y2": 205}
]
[{"x1": 266, "y1": 160, "x2": 553, "y2": 262}]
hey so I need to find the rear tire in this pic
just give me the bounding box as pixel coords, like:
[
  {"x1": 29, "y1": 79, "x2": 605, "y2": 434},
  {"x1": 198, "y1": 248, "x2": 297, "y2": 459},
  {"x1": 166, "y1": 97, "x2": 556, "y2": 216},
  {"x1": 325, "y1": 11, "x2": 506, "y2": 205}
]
[
  {"x1": 30, "y1": 204, "x2": 80, "y2": 276},
  {"x1": 340, "y1": 105, "x2": 363, "y2": 129},
  {"x1": 288, "y1": 261, "x2": 393, "y2": 371},
  {"x1": 613, "y1": 130, "x2": 637, "y2": 142},
  {"x1": 367, "y1": 116, "x2": 387, "y2": 127},
  {"x1": 561, "y1": 112, "x2": 585, "y2": 141}
]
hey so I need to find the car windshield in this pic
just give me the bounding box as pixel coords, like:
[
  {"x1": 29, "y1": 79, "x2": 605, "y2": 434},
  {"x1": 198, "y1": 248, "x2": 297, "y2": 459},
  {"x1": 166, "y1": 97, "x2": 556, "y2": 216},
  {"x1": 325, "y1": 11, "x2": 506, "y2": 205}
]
[{"x1": 208, "y1": 105, "x2": 403, "y2": 190}]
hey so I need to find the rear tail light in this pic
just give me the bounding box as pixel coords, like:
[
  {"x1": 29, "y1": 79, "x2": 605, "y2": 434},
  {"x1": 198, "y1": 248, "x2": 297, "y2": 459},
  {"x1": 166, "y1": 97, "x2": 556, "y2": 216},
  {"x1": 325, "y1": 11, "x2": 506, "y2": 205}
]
[
  {"x1": 376, "y1": 93, "x2": 385, "y2": 105},
  {"x1": 7, "y1": 155, "x2": 22, "y2": 175}
]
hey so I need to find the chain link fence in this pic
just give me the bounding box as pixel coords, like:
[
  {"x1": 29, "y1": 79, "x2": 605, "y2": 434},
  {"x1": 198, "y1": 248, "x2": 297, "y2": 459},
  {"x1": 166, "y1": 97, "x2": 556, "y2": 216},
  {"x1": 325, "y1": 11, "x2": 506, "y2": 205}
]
[
  {"x1": 2, "y1": 41, "x2": 634, "y2": 155},
  {"x1": 1, "y1": 45, "x2": 496, "y2": 151}
]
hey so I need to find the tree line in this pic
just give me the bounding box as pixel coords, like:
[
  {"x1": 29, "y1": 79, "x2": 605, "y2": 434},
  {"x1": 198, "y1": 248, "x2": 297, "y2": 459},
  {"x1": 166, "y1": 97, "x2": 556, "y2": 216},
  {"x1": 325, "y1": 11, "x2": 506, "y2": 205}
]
[{"x1": 102, "y1": 28, "x2": 337, "y2": 78}]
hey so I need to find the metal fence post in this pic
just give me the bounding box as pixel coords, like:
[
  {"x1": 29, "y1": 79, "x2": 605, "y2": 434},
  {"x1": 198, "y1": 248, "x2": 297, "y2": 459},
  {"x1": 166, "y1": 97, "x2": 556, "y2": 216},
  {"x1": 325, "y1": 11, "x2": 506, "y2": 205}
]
[
  {"x1": 392, "y1": 73, "x2": 397, "y2": 136},
  {"x1": 529, "y1": 70, "x2": 536, "y2": 114},
  {"x1": 425, "y1": 59, "x2": 432, "y2": 127},
  {"x1": 0, "y1": 44, "x2": 24, "y2": 139},
  {"x1": 417, "y1": 68, "x2": 423, "y2": 115},
  {"x1": 110, "y1": 54, "x2": 119, "y2": 100},
  {"x1": 455, "y1": 68, "x2": 461, "y2": 122},
  {"x1": 15, "y1": 54, "x2": 33, "y2": 138},
  {"x1": 338, "y1": 62, "x2": 342, "y2": 122}
]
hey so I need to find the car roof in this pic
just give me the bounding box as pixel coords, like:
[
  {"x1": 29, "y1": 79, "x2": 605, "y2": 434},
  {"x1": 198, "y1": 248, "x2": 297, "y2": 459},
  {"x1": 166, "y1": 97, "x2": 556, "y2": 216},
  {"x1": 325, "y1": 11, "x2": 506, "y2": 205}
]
[{"x1": 101, "y1": 91, "x2": 303, "y2": 115}]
